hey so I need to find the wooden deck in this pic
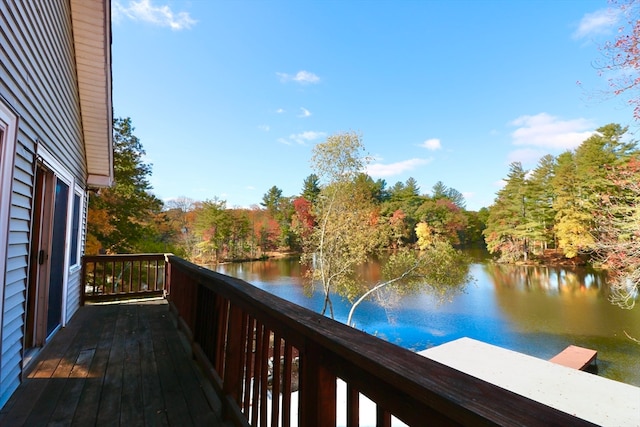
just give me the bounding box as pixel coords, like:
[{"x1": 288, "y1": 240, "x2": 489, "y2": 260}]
[
  {"x1": 549, "y1": 345, "x2": 597, "y2": 370},
  {"x1": 0, "y1": 299, "x2": 227, "y2": 426}
]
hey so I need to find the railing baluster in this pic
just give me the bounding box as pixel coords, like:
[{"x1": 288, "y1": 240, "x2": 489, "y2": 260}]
[
  {"x1": 259, "y1": 327, "x2": 270, "y2": 426},
  {"x1": 271, "y1": 333, "x2": 282, "y2": 427},
  {"x1": 111, "y1": 260, "x2": 116, "y2": 293},
  {"x1": 299, "y1": 342, "x2": 336, "y2": 426},
  {"x1": 376, "y1": 406, "x2": 391, "y2": 427},
  {"x1": 251, "y1": 321, "x2": 264, "y2": 426},
  {"x1": 154, "y1": 259, "x2": 159, "y2": 291},
  {"x1": 214, "y1": 295, "x2": 229, "y2": 374},
  {"x1": 128, "y1": 260, "x2": 133, "y2": 292},
  {"x1": 101, "y1": 260, "x2": 106, "y2": 294},
  {"x1": 222, "y1": 304, "x2": 246, "y2": 421},
  {"x1": 282, "y1": 343, "x2": 293, "y2": 427},
  {"x1": 242, "y1": 316, "x2": 255, "y2": 416},
  {"x1": 347, "y1": 384, "x2": 359, "y2": 427}
]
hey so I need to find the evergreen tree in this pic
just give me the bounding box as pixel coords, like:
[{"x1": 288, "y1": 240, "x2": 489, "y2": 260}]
[
  {"x1": 484, "y1": 162, "x2": 530, "y2": 262},
  {"x1": 526, "y1": 154, "x2": 557, "y2": 252},
  {"x1": 432, "y1": 181, "x2": 466, "y2": 209},
  {"x1": 301, "y1": 174, "x2": 321, "y2": 203},
  {"x1": 261, "y1": 185, "x2": 284, "y2": 217},
  {"x1": 554, "y1": 124, "x2": 636, "y2": 257},
  {"x1": 87, "y1": 117, "x2": 162, "y2": 254},
  {"x1": 552, "y1": 151, "x2": 588, "y2": 258}
]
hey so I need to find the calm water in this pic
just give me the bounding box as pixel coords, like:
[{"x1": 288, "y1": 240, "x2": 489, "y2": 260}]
[{"x1": 213, "y1": 252, "x2": 640, "y2": 387}]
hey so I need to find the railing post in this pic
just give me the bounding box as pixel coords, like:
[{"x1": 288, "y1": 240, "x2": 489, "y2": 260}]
[
  {"x1": 299, "y1": 342, "x2": 336, "y2": 426},
  {"x1": 222, "y1": 304, "x2": 246, "y2": 420},
  {"x1": 164, "y1": 254, "x2": 170, "y2": 296},
  {"x1": 81, "y1": 256, "x2": 86, "y2": 305}
]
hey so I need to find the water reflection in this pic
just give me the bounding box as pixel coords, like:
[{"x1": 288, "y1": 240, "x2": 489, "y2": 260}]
[{"x1": 214, "y1": 254, "x2": 640, "y2": 387}]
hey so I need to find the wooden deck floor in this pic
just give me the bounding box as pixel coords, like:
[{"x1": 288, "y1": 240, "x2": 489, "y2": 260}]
[{"x1": 0, "y1": 299, "x2": 227, "y2": 426}]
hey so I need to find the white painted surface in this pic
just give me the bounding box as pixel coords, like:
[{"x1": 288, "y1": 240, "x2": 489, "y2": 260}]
[{"x1": 419, "y1": 337, "x2": 640, "y2": 427}]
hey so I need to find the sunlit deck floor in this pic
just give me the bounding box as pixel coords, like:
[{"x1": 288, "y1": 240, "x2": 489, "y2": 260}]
[{"x1": 0, "y1": 299, "x2": 227, "y2": 426}]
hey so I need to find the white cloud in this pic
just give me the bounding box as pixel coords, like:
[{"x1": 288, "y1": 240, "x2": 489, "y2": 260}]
[
  {"x1": 276, "y1": 108, "x2": 285, "y2": 114},
  {"x1": 299, "y1": 107, "x2": 312, "y2": 118},
  {"x1": 258, "y1": 125, "x2": 270, "y2": 132},
  {"x1": 509, "y1": 113, "x2": 594, "y2": 150},
  {"x1": 366, "y1": 158, "x2": 432, "y2": 178},
  {"x1": 276, "y1": 70, "x2": 320, "y2": 84},
  {"x1": 573, "y1": 8, "x2": 619, "y2": 39},
  {"x1": 246, "y1": 186, "x2": 255, "y2": 190},
  {"x1": 279, "y1": 131, "x2": 326, "y2": 145},
  {"x1": 419, "y1": 138, "x2": 442, "y2": 151},
  {"x1": 507, "y1": 148, "x2": 546, "y2": 165},
  {"x1": 113, "y1": 0, "x2": 196, "y2": 30}
]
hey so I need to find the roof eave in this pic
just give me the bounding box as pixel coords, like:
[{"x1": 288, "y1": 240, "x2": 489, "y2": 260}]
[{"x1": 70, "y1": 0, "x2": 114, "y2": 189}]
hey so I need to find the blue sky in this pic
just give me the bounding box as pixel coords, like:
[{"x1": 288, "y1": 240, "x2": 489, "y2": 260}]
[{"x1": 111, "y1": 0, "x2": 634, "y2": 211}]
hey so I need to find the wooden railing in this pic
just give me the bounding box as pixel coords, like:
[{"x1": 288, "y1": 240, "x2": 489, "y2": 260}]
[
  {"x1": 81, "y1": 254, "x2": 167, "y2": 303},
  {"x1": 162, "y1": 255, "x2": 595, "y2": 427}
]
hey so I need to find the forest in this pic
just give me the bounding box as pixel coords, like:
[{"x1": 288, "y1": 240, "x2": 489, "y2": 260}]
[
  {"x1": 484, "y1": 123, "x2": 638, "y2": 263},
  {"x1": 87, "y1": 119, "x2": 486, "y2": 263},
  {"x1": 87, "y1": 119, "x2": 640, "y2": 311}
]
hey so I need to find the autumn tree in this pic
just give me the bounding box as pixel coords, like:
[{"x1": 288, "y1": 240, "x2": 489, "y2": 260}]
[
  {"x1": 162, "y1": 197, "x2": 199, "y2": 259},
  {"x1": 598, "y1": 0, "x2": 640, "y2": 120},
  {"x1": 594, "y1": 158, "x2": 640, "y2": 309},
  {"x1": 303, "y1": 132, "x2": 473, "y2": 322},
  {"x1": 87, "y1": 117, "x2": 162, "y2": 254},
  {"x1": 415, "y1": 198, "x2": 468, "y2": 245},
  {"x1": 291, "y1": 197, "x2": 315, "y2": 239},
  {"x1": 194, "y1": 197, "x2": 231, "y2": 262},
  {"x1": 346, "y1": 240, "x2": 471, "y2": 326},
  {"x1": 384, "y1": 177, "x2": 426, "y2": 243},
  {"x1": 303, "y1": 131, "x2": 382, "y2": 317},
  {"x1": 261, "y1": 185, "x2": 296, "y2": 249}
]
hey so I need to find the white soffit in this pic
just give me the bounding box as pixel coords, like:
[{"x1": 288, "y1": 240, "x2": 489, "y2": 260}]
[{"x1": 70, "y1": 0, "x2": 113, "y2": 188}]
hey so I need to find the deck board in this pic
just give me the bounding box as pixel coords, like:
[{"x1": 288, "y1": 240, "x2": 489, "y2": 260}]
[{"x1": 0, "y1": 300, "x2": 227, "y2": 426}]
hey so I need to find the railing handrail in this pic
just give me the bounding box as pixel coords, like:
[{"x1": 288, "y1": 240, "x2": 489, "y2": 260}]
[
  {"x1": 83, "y1": 253, "x2": 169, "y2": 262},
  {"x1": 165, "y1": 255, "x2": 594, "y2": 426}
]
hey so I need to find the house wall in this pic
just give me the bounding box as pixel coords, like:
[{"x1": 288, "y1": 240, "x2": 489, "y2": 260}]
[{"x1": 0, "y1": 0, "x2": 89, "y2": 407}]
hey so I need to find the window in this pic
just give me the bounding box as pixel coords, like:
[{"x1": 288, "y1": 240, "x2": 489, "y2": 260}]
[{"x1": 69, "y1": 192, "x2": 82, "y2": 266}]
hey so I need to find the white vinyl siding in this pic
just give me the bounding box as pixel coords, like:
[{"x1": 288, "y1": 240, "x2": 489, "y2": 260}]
[
  {"x1": 0, "y1": 0, "x2": 91, "y2": 408},
  {"x1": 65, "y1": 272, "x2": 82, "y2": 325}
]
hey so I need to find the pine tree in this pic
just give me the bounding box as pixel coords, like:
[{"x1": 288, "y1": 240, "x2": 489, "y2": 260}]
[
  {"x1": 87, "y1": 117, "x2": 162, "y2": 254},
  {"x1": 484, "y1": 162, "x2": 530, "y2": 262},
  {"x1": 526, "y1": 154, "x2": 557, "y2": 252}
]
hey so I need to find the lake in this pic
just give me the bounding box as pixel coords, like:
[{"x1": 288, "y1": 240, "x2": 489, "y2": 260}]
[{"x1": 213, "y1": 251, "x2": 640, "y2": 387}]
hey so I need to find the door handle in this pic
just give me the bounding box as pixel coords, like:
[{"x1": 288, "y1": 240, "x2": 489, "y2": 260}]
[{"x1": 38, "y1": 250, "x2": 46, "y2": 265}]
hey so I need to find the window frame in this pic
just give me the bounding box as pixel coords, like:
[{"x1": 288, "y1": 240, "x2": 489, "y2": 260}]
[
  {"x1": 68, "y1": 186, "x2": 85, "y2": 270},
  {"x1": 0, "y1": 99, "x2": 19, "y2": 298}
]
